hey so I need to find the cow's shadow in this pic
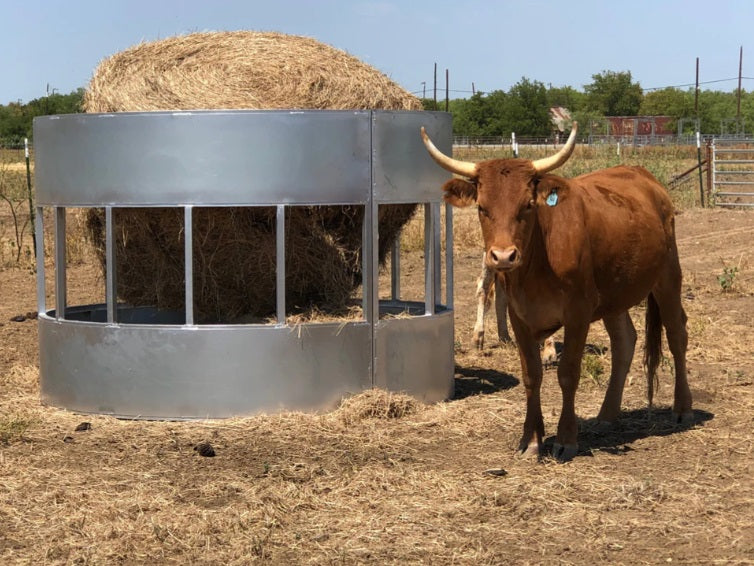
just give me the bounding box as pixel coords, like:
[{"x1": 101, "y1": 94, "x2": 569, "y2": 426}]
[
  {"x1": 544, "y1": 407, "x2": 714, "y2": 458},
  {"x1": 453, "y1": 365, "x2": 519, "y2": 399}
]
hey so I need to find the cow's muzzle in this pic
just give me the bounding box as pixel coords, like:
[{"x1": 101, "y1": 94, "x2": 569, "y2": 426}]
[{"x1": 487, "y1": 246, "x2": 521, "y2": 271}]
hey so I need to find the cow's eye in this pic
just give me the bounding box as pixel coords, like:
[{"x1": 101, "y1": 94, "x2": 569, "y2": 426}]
[
  {"x1": 478, "y1": 205, "x2": 489, "y2": 218},
  {"x1": 526, "y1": 199, "x2": 535, "y2": 209}
]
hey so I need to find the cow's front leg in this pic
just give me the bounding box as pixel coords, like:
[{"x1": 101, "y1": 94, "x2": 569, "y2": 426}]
[
  {"x1": 509, "y1": 312, "x2": 544, "y2": 457},
  {"x1": 553, "y1": 320, "x2": 590, "y2": 461}
]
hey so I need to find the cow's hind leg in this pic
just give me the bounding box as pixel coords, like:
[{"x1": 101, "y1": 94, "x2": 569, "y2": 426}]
[
  {"x1": 542, "y1": 335, "x2": 558, "y2": 367},
  {"x1": 493, "y1": 275, "x2": 512, "y2": 343},
  {"x1": 472, "y1": 259, "x2": 495, "y2": 350},
  {"x1": 597, "y1": 311, "x2": 637, "y2": 424},
  {"x1": 651, "y1": 262, "x2": 693, "y2": 423}
]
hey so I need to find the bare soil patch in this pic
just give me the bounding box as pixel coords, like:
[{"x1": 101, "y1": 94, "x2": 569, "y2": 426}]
[{"x1": 1, "y1": 206, "x2": 753, "y2": 564}]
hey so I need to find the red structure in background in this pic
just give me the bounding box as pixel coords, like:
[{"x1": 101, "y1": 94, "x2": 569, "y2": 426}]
[{"x1": 605, "y1": 116, "x2": 674, "y2": 136}]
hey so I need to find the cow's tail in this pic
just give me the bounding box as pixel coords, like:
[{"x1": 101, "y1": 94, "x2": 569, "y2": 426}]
[{"x1": 643, "y1": 293, "x2": 662, "y2": 409}]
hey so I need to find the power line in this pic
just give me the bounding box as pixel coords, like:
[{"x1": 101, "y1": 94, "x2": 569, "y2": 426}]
[
  {"x1": 410, "y1": 77, "x2": 754, "y2": 98},
  {"x1": 644, "y1": 76, "x2": 754, "y2": 92}
]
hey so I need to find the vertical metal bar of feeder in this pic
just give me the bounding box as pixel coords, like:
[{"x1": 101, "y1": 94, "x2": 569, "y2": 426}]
[
  {"x1": 184, "y1": 206, "x2": 194, "y2": 325},
  {"x1": 370, "y1": 198, "x2": 379, "y2": 321},
  {"x1": 445, "y1": 203, "x2": 454, "y2": 309},
  {"x1": 35, "y1": 207, "x2": 45, "y2": 314},
  {"x1": 105, "y1": 207, "x2": 117, "y2": 323},
  {"x1": 365, "y1": 114, "x2": 377, "y2": 327},
  {"x1": 390, "y1": 237, "x2": 400, "y2": 301},
  {"x1": 432, "y1": 202, "x2": 441, "y2": 307},
  {"x1": 54, "y1": 207, "x2": 66, "y2": 320},
  {"x1": 365, "y1": 197, "x2": 377, "y2": 324},
  {"x1": 424, "y1": 203, "x2": 435, "y2": 315},
  {"x1": 276, "y1": 205, "x2": 286, "y2": 324},
  {"x1": 367, "y1": 147, "x2": 379, "y2": 386}
]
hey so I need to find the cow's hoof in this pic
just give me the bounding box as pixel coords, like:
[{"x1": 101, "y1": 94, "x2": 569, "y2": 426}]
[
  {"x1": 516, "y1": 441, "x2": 541, "y2": 459},
  {"x1": 472, "y1": 336, "x2": 484, "y2": 350},
  {"x1": 552, "y1": 442, "x2": 578, "y2": 462}
]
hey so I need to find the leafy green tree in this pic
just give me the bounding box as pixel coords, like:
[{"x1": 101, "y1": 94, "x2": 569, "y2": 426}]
[
  {"x1": 547, "y1": 85, "x2": 586, "y2": 112},
  {"x1": 0, "y1": 89, "x2": 84, "y2": 142},
  {"x1": 503, "y1": 78, "x2": 552, "y2": 136},
  {"x1": 450, "y1": 91, "x2": 508, "y2": 137},
  {"x1": 738, "y1": 90, "x2": 754, "y2": 135},
  {"x1": 420, "y1": 98, "x2": 441, "y2": 111},
  {"x1": 698, "y1": 90, "x2": 739, "y2": 134},
  {"x1": 640, "y1": 87, "x2": 693, "y2": 118},
  {"x1": 584, "y1": 70, "x2": 643, "y2": 116},
  {"x1": 0, "y1": 102, "x2": 28, "y2": 143}
]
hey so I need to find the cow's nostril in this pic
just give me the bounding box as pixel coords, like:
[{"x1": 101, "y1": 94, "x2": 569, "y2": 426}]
[{"x1": 488, "y1": 247, "x2": 519, "y2": 268}]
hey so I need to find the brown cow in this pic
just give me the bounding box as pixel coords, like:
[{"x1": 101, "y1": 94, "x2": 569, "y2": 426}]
[
  {"x1": 422, "y1": 122, "x2": 692, "y2": 461},
  {"x1": 473, "y1": 257, "x2": 557, "y2": 366}
]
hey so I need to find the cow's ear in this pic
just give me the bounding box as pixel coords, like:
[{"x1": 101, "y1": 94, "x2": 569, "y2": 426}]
[
  {"x1": 534, "y1": 175, "x2": 569, "y2": 207},
  {"x1": 442, "y1": 178, "x2": 477, "y2": 208}
]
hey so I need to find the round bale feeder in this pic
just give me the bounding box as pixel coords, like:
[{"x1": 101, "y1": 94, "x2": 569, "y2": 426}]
[{"x1": 33, "y1": 109, "x2": 455, "y2": 419}]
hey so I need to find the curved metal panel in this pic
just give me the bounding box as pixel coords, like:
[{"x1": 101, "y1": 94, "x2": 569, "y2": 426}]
[
  {"x1": 372, "y1": 111, "x2": 453, "y2": 203},
  {"x1": 39, "y1": 311, "x2": 373, "y2": 419},
  {"x1": 373, "y1": 310, "x2": 455, "y2": 402},
  {"x1": 34, "y1": 111, "x2": 373, "y2": 206}
]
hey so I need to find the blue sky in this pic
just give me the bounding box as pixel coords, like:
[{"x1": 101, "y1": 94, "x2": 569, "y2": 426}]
[{"x1": 2, "y1": 0, "x2": 753, "y2": 105}]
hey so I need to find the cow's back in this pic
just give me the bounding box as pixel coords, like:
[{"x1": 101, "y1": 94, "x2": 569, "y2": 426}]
[{"x1": 538, "y1": 165, "x2": 677, "y2": 318}]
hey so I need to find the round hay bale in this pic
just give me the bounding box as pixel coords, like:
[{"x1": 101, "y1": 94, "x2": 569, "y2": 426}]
[
  {"x1": 83, "y1": 31, "x2": 422, "y2": 112},
  {"x1": 82, "y1": 31, "x2": 422, "y2": 322}
]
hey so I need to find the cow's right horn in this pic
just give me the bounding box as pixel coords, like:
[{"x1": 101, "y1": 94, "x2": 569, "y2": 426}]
[
  {"x1": 420, "y1": 127, "x2": 477, "y2": 178},
  {"x1": 532, "y1": 121, "x2": 578, "y2": 173}
]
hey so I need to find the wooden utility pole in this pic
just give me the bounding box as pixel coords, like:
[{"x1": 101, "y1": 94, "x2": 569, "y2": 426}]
[
  {"x1": 445, "y1": 69, "x2": 449, "y2": 111},
  {"x1": 696, "y1": 57, "x2": 705, "y2": 207},
  {"x1": 433, "y1": 63, "x2": 437, "y2": 107},
  {"x1": 694, "y1": 57, "x2": 699, "y2": 114}
]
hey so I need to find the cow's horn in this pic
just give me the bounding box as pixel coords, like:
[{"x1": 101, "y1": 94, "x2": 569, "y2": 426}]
[
  {"x1": 532, "y1": 121, "x2": 578, "y2": 173},
  {"x1": 420, "y1": 127, "x2": 477, "y2": 178}
]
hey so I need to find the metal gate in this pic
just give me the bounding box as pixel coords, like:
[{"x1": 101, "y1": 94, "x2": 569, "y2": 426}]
[{"x1": 711, "y1": 138, "x2": 754, "y2": 207}]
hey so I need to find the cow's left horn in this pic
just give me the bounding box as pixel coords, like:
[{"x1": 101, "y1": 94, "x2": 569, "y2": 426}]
[
  {"x1": 532, "y1": 121, "x2": 578, "y2": 173},
  {"x1": 420, "y1": 127, "x2": 477, "y2": 178}
]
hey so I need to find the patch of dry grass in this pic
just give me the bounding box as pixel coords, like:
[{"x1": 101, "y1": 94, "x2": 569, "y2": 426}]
[{"x1": 2, "y1": 163, "x2": 754, "y2": 564}]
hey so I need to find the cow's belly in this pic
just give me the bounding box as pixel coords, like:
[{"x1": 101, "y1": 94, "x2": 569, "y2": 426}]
[{"x1": 507, "y1": 290, "x2": 565, "y2": 338}]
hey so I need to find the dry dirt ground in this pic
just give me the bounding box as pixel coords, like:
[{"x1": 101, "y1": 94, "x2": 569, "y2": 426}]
[{"x1": 1, "y1": 207, "x2": 753, "y2": 564}]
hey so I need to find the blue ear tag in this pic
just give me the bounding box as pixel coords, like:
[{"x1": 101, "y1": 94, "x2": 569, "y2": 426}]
[{"x1": 546, "y1": 191, "x2": 558, "y2": 207}]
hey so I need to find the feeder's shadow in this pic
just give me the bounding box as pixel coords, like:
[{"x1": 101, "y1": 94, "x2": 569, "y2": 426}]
[
  {"x1": 542, "y1": 407, "x2": 714, "y2": 458},
  {"x1": 453, "y1": 366, "x2": 519, "y2": 399}
]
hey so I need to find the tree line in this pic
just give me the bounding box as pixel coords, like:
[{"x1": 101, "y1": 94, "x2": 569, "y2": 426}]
[
  {"x1": 0, "y1": 89, "x2": 84, "y2": 144},
  {"x1": 421, "y1": 70, "x2": 754, "y2": 138},
  {"x1": 2, "y1": 71, "x2": 753, "y2": 143}
]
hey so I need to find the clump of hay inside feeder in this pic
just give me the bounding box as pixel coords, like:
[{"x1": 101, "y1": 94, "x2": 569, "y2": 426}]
[{"x1": 83, "y1": 31, "x2": 423, "y2": 322}]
